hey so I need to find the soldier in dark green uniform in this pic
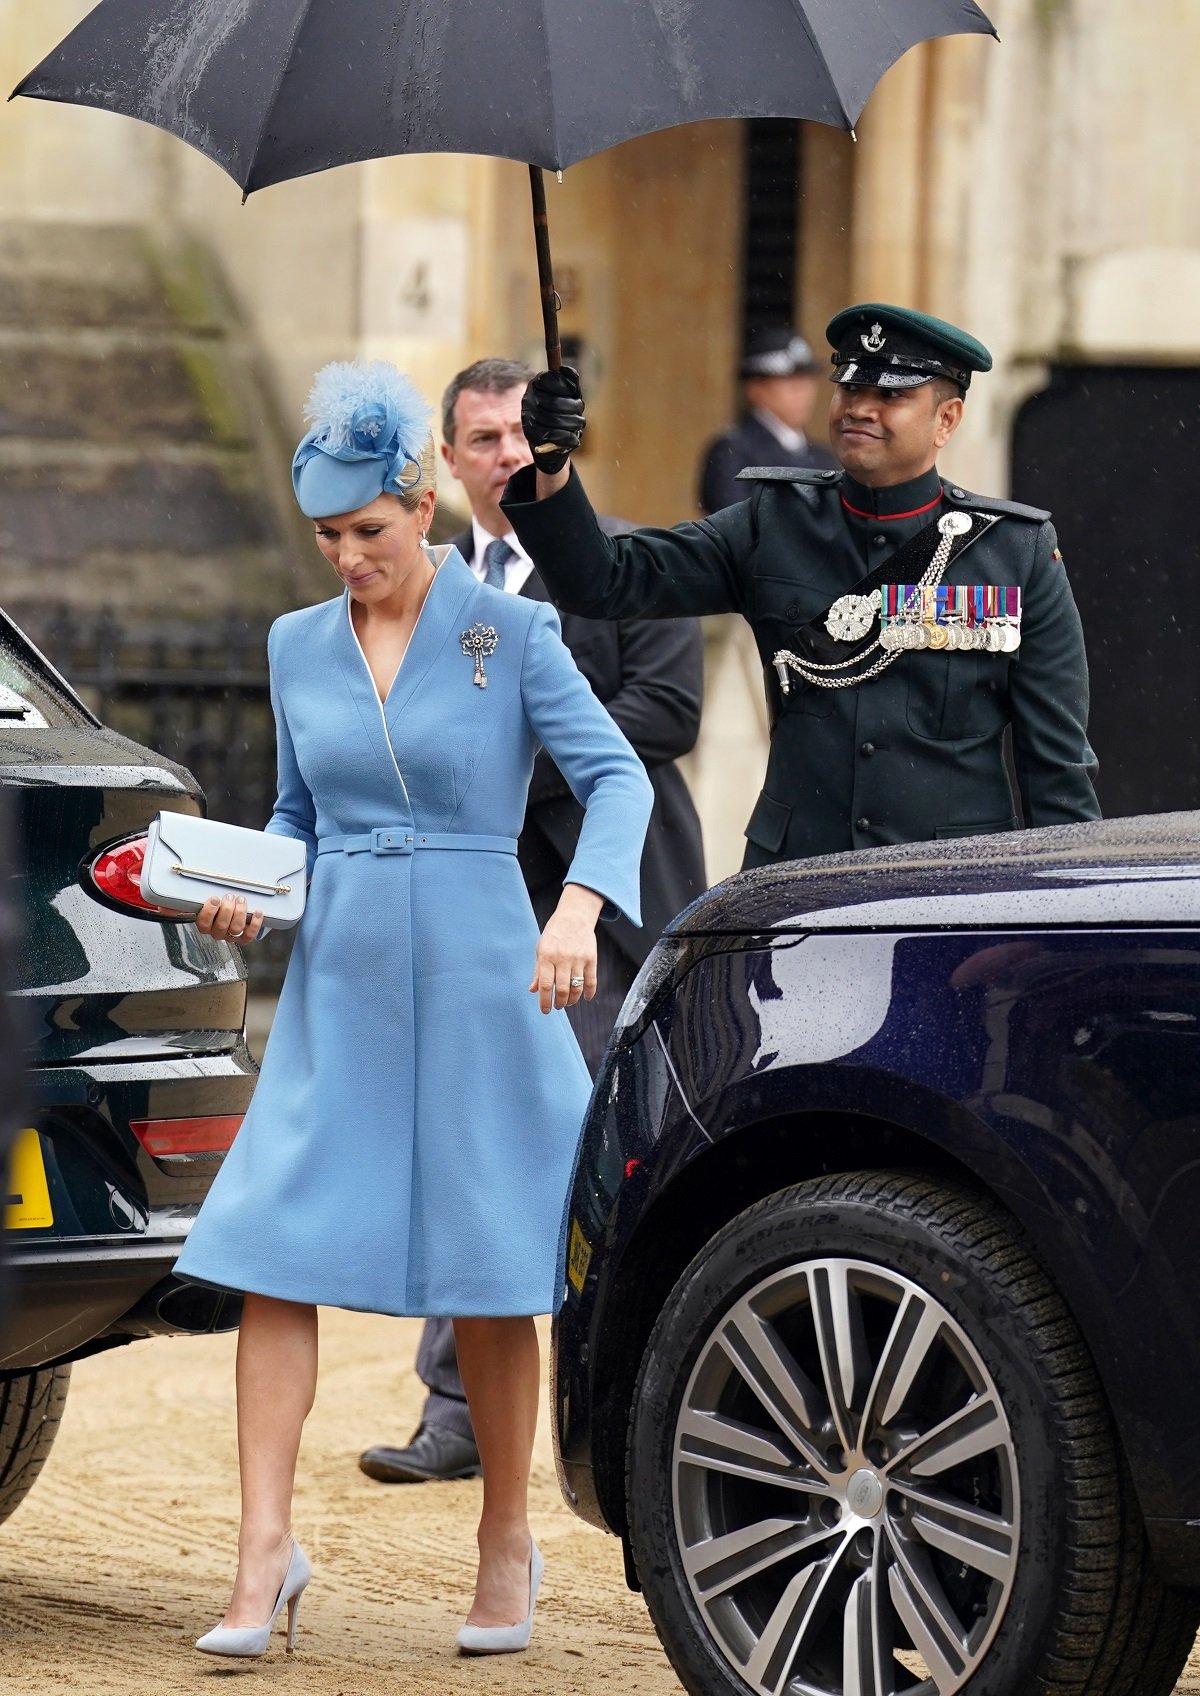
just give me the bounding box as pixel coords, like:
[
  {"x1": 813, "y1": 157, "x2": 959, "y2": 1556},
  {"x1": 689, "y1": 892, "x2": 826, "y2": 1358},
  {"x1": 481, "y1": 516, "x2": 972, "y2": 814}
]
[{"x1": 503, "y1": 303, "x2": 1100, "y2": 866}]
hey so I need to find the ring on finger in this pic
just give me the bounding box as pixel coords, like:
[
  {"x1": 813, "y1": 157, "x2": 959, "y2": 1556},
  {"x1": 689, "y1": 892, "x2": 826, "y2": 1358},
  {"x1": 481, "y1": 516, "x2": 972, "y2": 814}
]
[{"x1": 569, "y1": 975, "x2": 585, "y2": 987}]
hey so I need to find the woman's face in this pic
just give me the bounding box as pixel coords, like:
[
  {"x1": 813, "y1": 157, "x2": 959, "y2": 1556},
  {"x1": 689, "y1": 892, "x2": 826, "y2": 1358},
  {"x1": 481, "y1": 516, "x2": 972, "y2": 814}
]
[{"x1": 313, "y1": 488, "x2": 436, "y2": 602}]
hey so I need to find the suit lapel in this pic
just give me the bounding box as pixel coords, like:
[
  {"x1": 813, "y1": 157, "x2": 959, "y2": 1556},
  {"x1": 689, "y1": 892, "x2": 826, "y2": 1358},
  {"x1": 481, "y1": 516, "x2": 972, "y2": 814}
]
[{"x1": 518, "y1": 567, "x2": 551, "y2": 604}]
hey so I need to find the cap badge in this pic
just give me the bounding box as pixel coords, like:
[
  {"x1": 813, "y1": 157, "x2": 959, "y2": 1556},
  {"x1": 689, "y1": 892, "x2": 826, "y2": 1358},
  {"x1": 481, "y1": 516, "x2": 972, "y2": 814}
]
[{"x1": 861, "y1": 322, "x2": 887, "y2": 354}]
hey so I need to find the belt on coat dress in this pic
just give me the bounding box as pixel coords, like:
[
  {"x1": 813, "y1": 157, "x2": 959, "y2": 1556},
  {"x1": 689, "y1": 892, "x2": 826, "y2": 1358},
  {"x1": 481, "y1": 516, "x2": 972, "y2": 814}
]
[{"x1": 316, "y1": 828, "x2": 518, "y2": 858}]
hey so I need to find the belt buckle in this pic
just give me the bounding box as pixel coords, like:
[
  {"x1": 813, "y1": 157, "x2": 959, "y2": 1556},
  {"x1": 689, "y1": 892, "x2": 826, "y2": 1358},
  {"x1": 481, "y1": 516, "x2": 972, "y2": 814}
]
[{"x1": 370, "y1": 827, "x2": 414, "y2": 856}]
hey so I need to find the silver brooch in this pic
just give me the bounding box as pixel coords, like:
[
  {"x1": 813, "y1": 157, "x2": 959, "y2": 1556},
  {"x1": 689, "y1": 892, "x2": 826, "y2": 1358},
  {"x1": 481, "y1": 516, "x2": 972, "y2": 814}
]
[
  {"x1": 861, "y1": 322, "x2": 887, "y2": 354},
  {"x1": 938, "y1": 511, "x2": 973, "y2": 537},
  {"x1": 460, "y1": 622, "x2": 499, "y2": 688},
  {"x1": 825, "y1": 591, "x2": 879, "y2": 643}
]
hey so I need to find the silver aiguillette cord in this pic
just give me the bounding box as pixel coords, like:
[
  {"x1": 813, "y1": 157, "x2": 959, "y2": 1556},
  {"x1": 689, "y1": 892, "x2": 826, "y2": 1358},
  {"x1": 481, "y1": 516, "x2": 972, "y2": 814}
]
[{"x1": 772, "y1": 513, "x2": 973, "y2": 693}]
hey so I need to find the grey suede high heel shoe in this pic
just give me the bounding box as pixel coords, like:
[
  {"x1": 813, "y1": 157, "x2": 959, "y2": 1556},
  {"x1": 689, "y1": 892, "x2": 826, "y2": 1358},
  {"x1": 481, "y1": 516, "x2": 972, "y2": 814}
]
[
  {"x1": 456, "y1": 1541, "x2": 543, "y2": 1656},
  {"x1": 195, "y1": 1539, "x2": 312, "y2": 1658}
]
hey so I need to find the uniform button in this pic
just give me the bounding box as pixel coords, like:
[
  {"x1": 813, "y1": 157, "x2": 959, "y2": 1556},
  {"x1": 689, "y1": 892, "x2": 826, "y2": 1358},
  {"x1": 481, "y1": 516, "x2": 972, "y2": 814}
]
[
  {"x1": 873, "y1": 533, "x2": 886, "y2": 546},
  {"x1": 784, "y1": 601, "x2": 800, "y2": 620},
  {"x1": 859, "y1": 742, "x2": 875, "y2": 757},
  {"x1": 950, "y1": 486, "x2": 966, "y2": 499},
  {"x1": 822, "y1": 470, "x2": 838, "y2": 480},
  {"x1": 856, "y1": 816, "x2": 871, "y2": 831}
]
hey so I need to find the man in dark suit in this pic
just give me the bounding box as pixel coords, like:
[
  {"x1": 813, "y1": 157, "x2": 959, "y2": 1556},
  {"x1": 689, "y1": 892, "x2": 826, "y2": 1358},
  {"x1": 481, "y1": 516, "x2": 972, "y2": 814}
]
[
  {"x1": 358, "y1": 357, "x2": 706, "y2": 1486},
  {"x1": 698, "y1": 328, "x2": 837, "y2": 514}
]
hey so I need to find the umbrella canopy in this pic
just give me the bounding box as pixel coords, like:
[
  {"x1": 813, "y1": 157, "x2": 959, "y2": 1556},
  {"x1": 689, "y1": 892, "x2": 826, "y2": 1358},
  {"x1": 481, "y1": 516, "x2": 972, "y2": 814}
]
[
  {"x1": 13, "y1": 0, "x2": 996, "y2": 369},
  {"x1": 14, "y1": 0, "x2": 996, "y2": 193}
]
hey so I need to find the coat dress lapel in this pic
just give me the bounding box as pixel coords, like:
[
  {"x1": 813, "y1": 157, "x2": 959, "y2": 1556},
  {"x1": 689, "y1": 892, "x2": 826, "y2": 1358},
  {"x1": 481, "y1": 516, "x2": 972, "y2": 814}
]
[
  {"x1": 385, "y1": 548, "x2": 477, "y2": 732},
  {"x1": 330, "y1": 594, "x2": 410, "y2": 808},
  {"x1": 329, "y1": 548, "x2": 480, "y2": 816}
]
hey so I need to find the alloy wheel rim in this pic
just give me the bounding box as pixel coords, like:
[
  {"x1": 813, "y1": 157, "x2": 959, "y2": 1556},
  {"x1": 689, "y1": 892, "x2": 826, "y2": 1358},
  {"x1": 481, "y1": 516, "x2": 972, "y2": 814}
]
[{"x1": 671, "y1": 1257, "x2": 1019, "y2": 1696}]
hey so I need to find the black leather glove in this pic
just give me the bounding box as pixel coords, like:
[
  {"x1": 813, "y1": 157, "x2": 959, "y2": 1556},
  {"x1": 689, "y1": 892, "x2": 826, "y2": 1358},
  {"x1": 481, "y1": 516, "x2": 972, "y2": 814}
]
[{"x1": 521, "y1": 366, "x2": 586, "y2": 474}]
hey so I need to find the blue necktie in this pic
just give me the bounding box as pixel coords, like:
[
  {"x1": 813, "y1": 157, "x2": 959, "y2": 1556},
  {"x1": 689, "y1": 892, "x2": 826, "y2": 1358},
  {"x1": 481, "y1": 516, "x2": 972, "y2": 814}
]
[{"x1": 481, "y1": 537, "x2": 514, "y2": 590}]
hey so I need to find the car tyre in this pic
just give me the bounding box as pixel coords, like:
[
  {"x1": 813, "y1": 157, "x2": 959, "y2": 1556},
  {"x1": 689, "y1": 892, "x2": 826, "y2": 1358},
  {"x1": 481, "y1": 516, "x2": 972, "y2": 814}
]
[
  {"x1": 626, "y1": 1171, "x2": 1200, "y2": 1696},
  {"x1": 0, "y1": 1364, "x2": 71, "y2": 1526}
]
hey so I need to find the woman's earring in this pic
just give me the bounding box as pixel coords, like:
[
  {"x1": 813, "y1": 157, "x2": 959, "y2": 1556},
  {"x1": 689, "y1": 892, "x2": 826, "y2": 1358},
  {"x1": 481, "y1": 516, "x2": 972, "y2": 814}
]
[{"x1": 419, "y1": 530, "x2": 427, "y2": 545}]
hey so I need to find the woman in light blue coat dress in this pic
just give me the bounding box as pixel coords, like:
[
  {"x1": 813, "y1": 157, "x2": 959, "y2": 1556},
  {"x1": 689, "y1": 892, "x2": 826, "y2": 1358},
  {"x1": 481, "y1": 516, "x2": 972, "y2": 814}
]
[{"x1": 173, "y1": 363, "x2": 653, "y2": 1660}]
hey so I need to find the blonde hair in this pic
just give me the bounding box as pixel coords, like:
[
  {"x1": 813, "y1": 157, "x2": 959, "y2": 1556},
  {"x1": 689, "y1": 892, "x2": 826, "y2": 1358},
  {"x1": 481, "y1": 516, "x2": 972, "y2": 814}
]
[{"x1": 396, "y1": 433, "x2": 437, "y2": 509}]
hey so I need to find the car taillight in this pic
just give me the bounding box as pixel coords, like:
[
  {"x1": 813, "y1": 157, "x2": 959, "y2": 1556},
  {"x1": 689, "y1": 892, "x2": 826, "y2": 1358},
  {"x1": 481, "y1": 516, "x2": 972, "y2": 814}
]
[
  {"x1": 131, "y1": 1116, "x2": 244, "y2": 1156},
  {"x1": 85, "y1": 834, "x2": 180, "y2": 918}
]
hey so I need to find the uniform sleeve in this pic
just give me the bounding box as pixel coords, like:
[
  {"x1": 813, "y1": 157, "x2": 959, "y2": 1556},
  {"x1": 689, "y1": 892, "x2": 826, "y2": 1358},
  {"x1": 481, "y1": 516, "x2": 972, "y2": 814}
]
[
  {"x1": 501, "y1": 464, "x2": 751, "y2": 621},
  {"x1": 264, "y1": 623, "x2": 318, "y2": 878},
  {"x1": 520, "y1": 603, "x2": 654, "y2": 925},
  {"x1": 1009, "y1": 524, "x2": 1102, "y2": 827}
]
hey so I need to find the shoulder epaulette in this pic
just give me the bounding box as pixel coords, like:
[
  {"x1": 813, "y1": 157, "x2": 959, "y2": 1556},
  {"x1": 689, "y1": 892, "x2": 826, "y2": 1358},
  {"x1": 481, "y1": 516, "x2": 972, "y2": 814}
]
[
  {"x1": 942, "y1": 484, "x2": 1051, "y2": 523},
  {"x1": 735, "y1": 466, "x2": 843, "y2": 486}
]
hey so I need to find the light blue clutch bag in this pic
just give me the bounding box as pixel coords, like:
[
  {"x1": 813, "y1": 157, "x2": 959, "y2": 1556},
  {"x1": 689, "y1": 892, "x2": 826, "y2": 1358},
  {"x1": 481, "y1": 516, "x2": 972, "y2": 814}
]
[{"x1": 140, "y1": 811, "x2": 307, "y2": 932}]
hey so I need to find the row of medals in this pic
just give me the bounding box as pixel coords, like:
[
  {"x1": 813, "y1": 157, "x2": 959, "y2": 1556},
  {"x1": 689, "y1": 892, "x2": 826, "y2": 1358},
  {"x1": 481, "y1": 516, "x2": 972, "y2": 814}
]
[{"x1": 826, "y1": 588, "x2": 1022, "y2": 653}]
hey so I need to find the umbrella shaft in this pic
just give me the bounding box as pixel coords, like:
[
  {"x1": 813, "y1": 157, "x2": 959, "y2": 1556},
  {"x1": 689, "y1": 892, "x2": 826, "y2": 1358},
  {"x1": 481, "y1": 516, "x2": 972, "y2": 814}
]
[{"x1": 529, "y1": 165, "x2": 562, "y2": 373}]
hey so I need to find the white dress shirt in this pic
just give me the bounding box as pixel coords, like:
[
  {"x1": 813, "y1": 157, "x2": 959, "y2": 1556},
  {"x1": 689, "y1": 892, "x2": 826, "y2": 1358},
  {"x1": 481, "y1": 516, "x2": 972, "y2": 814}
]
[
  {"x1": 468, "y1": 518, "x2": 536, "y2": 595},
  {"x1": 752, "y1": 406, "x2": 810, "y2": 456}
]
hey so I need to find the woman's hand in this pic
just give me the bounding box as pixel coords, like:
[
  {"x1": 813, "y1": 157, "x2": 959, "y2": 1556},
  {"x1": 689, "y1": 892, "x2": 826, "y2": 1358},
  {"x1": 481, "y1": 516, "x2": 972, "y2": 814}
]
[
  {"x1": 529, "y1": 883, "x2": 603, "y2": 1013},
  {"x1": 195, "y1": 893, "x2": 265, "y2": 944}
]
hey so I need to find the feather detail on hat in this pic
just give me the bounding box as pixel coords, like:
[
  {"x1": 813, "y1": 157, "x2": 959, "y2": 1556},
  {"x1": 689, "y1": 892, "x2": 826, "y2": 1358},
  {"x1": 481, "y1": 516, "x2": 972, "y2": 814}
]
[{"x1": 304, "y1": 360, "x2": 432, "y2": 459}]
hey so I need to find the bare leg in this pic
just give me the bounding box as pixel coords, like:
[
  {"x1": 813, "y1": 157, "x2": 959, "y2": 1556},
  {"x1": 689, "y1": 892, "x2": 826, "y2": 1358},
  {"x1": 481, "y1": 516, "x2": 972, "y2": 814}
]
[
  {"x1": 221, "y1": 1293, "x2": 318, "y2": 1627},
  {"x1": 453, "y1": 1316, "x2": 540, "y2": 1626}
]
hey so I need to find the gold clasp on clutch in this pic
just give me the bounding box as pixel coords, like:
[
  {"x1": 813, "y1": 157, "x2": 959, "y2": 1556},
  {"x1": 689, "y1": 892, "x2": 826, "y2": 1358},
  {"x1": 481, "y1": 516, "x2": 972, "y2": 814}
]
[{"x1": 171, "y1": 863, "x2": 291, "y2": 896}]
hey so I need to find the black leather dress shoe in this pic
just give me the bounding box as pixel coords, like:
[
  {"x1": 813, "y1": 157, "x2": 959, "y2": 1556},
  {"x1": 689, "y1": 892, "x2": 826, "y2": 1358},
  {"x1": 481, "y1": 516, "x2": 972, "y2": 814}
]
[{"x1": 358, "y1": 1424, "x2": 482, "y2": 1483}]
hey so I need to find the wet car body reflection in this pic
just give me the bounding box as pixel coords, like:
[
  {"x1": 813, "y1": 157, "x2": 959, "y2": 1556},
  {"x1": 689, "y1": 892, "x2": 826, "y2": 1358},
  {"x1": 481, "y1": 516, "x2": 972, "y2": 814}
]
[
  {"x1": 553, "y1": 812, "x2": 1200, "y2": 1696},
  {"x1": 0, "y1": 609, "x2": 254, "y2": 1527}
]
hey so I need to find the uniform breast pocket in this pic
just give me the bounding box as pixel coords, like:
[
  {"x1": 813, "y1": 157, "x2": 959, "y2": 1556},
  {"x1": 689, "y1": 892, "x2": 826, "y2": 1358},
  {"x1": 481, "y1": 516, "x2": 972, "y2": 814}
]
[
  {"x1": 906, "y1": 652, "x2": 979, "y2": 740},
  {"x1": 755, "y1": 575, "x2": 837, "y2": 720}
]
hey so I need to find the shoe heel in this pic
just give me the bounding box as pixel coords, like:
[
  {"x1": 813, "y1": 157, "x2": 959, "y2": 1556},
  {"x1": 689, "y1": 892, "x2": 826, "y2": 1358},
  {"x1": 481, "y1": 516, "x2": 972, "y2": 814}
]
[{"x1": 286, "y1": 1592, "x2": 302, "y2": 1654}]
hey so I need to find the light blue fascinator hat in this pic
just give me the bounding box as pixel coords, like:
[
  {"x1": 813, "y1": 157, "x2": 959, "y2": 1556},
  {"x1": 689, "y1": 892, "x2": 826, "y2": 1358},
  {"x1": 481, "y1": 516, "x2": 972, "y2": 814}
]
[{"x1": 292, "y1": 360, "x2": 435, "y2": 519}]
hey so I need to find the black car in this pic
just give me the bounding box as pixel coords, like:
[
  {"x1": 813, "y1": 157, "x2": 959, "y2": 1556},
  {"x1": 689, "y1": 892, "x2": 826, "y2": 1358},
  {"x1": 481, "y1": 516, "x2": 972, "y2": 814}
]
[
  {"x1": 0, "y1": 609, "x2": 254, "y2": 1524},
  {"x1": 553, "y1": 813, "x2": 1200, "y2": 1696}
]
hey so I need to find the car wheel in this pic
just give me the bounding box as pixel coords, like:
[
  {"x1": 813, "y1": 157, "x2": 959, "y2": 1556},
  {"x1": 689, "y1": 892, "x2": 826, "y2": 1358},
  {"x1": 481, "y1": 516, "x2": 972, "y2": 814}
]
[
  {"x1": 627, "y1": 1171, "x2": 1200, "y2": 1696},
  {"x1": 0, "y1": 1364, "x2": 71, "y2": 1526}
]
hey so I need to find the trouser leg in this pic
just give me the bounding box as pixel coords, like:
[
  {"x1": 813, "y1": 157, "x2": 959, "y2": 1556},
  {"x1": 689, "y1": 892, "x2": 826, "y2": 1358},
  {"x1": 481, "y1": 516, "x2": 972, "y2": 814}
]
[{"x1": 416, "y1": 1313, "x2": 475, "y2": 1441}]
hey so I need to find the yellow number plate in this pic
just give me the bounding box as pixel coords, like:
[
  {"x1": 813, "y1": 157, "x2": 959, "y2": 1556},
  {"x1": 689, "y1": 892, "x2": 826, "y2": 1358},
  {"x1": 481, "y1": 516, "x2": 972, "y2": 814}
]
[
  {"x1": 566, "y1": 1217, "x2": 592, "y2": 1295},
  {"x1": 5, "y1": 1129, "x2": 53, "y2": 1230}
]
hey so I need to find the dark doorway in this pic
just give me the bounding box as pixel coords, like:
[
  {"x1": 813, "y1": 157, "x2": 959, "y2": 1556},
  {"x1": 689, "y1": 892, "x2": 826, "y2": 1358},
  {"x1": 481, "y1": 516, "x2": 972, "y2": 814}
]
[{"x1": 1011, "y1": 366, "x2": 1200, "y2": 817}]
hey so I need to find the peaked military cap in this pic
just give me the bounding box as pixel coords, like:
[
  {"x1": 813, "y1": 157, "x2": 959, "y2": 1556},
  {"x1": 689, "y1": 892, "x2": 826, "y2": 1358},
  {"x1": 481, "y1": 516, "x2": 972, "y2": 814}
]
[
  {"x1": 740, "y1": 327, "x2": 818, "y2": 379},
  {"x1": 826, "y1": 303, "x2": 992, "y2": 391}
]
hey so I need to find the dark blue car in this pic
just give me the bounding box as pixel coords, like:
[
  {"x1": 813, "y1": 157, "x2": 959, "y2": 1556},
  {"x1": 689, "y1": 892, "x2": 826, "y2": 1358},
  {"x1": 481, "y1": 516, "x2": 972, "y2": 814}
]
[{"x1": 552, "y1": 813, "x2": 1200, "y2": 1696}]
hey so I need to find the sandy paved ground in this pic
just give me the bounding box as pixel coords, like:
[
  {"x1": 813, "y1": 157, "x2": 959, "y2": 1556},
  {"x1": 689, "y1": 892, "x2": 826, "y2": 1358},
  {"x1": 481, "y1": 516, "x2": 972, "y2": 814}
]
[
  {"x1": 0, "y1": 1312, "x2": 682, "y2": 1696},
  {"x1": 0, "y1": 1308, "x2": 1196, "y2": 1696}
]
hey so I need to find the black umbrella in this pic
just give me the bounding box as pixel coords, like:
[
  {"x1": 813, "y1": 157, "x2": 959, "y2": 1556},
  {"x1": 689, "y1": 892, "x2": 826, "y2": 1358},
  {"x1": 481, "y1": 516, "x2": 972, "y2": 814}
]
[{"x1": 13, "y1": 0, "x2": 995, "y2": 367}]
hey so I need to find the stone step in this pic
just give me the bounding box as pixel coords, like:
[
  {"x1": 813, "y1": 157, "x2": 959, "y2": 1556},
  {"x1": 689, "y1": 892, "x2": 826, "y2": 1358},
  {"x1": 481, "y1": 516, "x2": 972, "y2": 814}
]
[
  {"x1": 0, "y1": 339, "x2": 249, "y2": 447},
  {"x1": 0, "y1": 451, "x2": 273, "y2": 559},
  {"x1": 0, "y1": 223, "x2": 219, "y2": 333},
  {"x1": 0, "y1": 223, "x2": 328, "y2": 618}
]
